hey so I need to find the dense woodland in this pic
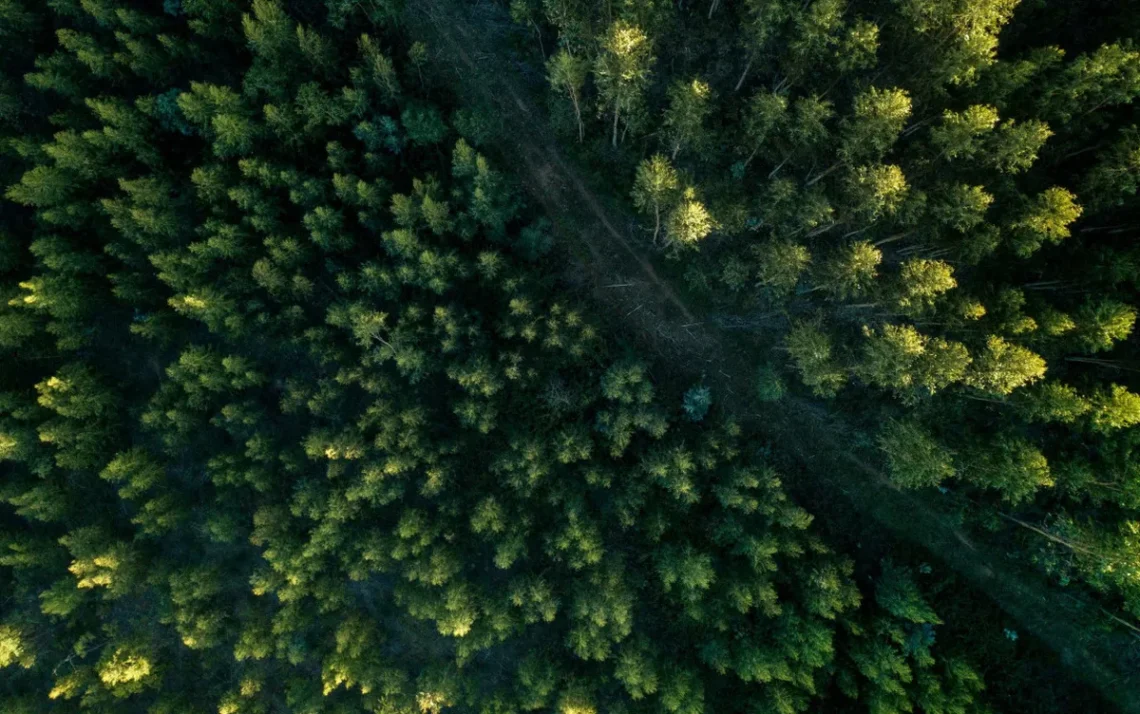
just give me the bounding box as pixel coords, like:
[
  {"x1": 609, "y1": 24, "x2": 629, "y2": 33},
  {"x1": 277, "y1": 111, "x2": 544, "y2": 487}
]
[
  {"x1": 0, "y1": 0, "x2": 1135, "y2": 713},
  {"x1": 509, "y1": 0, "x2": 1140, "y2": 633}
]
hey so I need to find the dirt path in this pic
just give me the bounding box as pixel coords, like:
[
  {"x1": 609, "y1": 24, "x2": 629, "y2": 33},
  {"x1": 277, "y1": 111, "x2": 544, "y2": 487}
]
[{"x1": 406, "y1": 1, "x2": 1140, "y2": 709}]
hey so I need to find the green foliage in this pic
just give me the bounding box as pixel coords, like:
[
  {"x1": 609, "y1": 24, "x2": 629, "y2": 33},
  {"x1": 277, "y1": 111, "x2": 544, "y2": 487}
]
[
  {"x1": 548, "y1": 49, "x2": 589, "y2": 142},
  {"x1": 895, "y1": 259, "x2": 956, "y2": 315},
  {"x1": 4, "y1": 1, "x2": 1130, "y2": 712},
  {"x1": 755, "y1": 239, "x2": 811, "y2": 294},
  {"x1": 663, "y1": 78, "x2": 713, "y2": 159},
  {"x1": 841, "y1": 87, "x2": 911, "y2": 163},
  {"x1": 1010, "y1": 187, "x2": 1082, "y2": 256},
  {"x1": 875, "y1": 562, "x2": 941, "y2": 625},
  {"x1": 878, "y1": 420, "x2": 955, "y2": 489},
  {"x1": 632, "y1": 154, "x2": 679, "y2": 244},
  {"x1": 0, "y1": 624, "x2": 35, "y2": 669},
  {"x1": 815, "y1": 240, "x2": 880, "y2": 299},
  {"x1": 681, "y1": 384, "x2": 711, "y2": 422},
  {"x1": 965, "y1": 336, "x2": 1046, "y2": 396},
  {"x1": 594, "y1": 20, "x2": 655, "y2": 147},
  {"x1": 846, "y1": 164, "x2": 909, "y2": 220},
  {"x1": 401, "y1": 104, "x2": 448, "y2": 146},
  {"x1": 786, "y1": 320, "x2": 847, "y2": 397},
  {"x1": 523, "y1": 0, "x2": 1140, "y2": 628},
  {"x1": 664, "y1": 188, "x2": 714, "y2": 251},
  {"x1": 754, "y1": 365, "x2": 786, "y2": 402},
  {"x1": 965, "y1": 436, "x2": 1054, "y2": 504}
]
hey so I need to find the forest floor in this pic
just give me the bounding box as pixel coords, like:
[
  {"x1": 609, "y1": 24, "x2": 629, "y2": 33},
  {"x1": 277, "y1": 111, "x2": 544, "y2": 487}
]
[{"x1": 404, "y1": 0, "x2": 1140, "y2": 709}]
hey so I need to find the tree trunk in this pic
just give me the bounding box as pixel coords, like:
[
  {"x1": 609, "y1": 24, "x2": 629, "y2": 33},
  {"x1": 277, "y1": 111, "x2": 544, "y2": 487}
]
[
  {"x1": 807, "y1": 221, "x2": 843, "y2": 237},
  {"x1": 743, "y1": 146, "x2": 759, "y2": 169},
  {"x1": 900, "y1": 117, "x2": 934, "y2": 138},
  {"x1": 570, "y1": 90, "x2": 583, "y2": 143},
  {"x1": 531, "y1": 20, "x2": 544, "y2": 59},
  {"x1": 612, "y1": 103, "x2": 620, "y2": 148},
  {"x1": 998, "y1": 513, "x2": 1101, "y2": 558},
  {"x1": 1061, "y1": 144, "x2": 1104, "y2": 162},
  {"x1": 805, "y1": 162, "x2": 841, "y2": 186},
  {"x1": 805, "y1": 222, "x2": 838, "y2": 238},
  {"x1": 734, "y1": 55, "x2": 754, "y2": 92},
  {"x1": 1066, "y1": 357, "x2": 1140, "y2": 373},
  {"x1": 707, "y1": 0, "x2": 719, "y2": 19},
  {"x1": 653, "y1": 203, "x2": 661, "y2": 245},
  {"x1": 872, "y1": 232, "x2": 911, "y2": 247}
]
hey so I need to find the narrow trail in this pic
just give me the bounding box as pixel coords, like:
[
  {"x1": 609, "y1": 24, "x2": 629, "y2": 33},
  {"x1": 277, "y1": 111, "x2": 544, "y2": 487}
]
[{"x1": 406, "y1": 1, "x2": 1140, "y2": 709}]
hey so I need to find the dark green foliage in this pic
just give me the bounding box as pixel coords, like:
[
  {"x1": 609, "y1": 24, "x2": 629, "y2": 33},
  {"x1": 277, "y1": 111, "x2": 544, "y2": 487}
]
[
  {"x1": 0, "y1": 4, "x2": 996, "y2": 714},
  {"x1": 521, "y1": 0, "x2": 1140, "y2": 632}
]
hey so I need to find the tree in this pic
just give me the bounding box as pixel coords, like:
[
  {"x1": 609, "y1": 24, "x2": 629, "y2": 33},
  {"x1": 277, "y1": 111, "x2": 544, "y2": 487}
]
[
  {"x1": 1018, "y1": 382, "x2": 1091, "y2": 424},
  {"x1": 735, "y1": 0, "x2": 792, "y2": 91},
  {"x1": 615, "y1": 639, "x2": 659, "y2": 699},
  {"x1": 1074, "y1": 299, "x2": 1136, "y2": 353},
  {"x1": 0, "y1": 624, "x2": 35, "y2": 669},
  {"x1": 837, "y1": 20, "x2": 879, "y2": 74},
  {"x1": 895, "y1": 259, "x2": 956, "y2": 315},
  {"x1": 664, "y1": 188, "x2": 714, "y2": 251},
  {"x1": 859, "y1": 324, "x2": 970, "y2": 397},
  {"x1": 788, "y1": 95, "x2": 834, "y2": 159},
  {"x1": 846, "y1": 164, "x2": 909, "y2": 220},
  {"x1": 754, "y1": 239, "x2": 811, "y2": 294},
  {"x1": 1041, "y1": 41, "x2": 1140, "y2": 123},
  {"x1": 35, "y1": 363, "x2": 115, "y2": 419},
  {"x1": 682, "y1": 385, "x2": 711, "y2": 422},
  {"x1": 402, "y1": 104, "x2": 448, "y2": 146},
  {"x1": 100, "y1": 448, "x2": 164, "y2": 499},
  {"x1": 815, "y1": 240, "x2": 881, "y2": 299},
  {"x1": 1091, "y1": 385, "x2": 1140, "y2": 432},
  {"x1": 547, "y1": 49, "x2": 588, "y2": 142},
  {"x1": 741, "y1": 91, "x2": 787, "y2": 168},
  {"x1": 930, "y1": 184, "x2": 993, "y2": 232},
  {"x1": 875, "y1": 561, "x2": 942, "y2": 624},
  {"x1": 755, "y1": 365, "x2": 786, "y2": 402},
  {"x1": 1082, "y1": 126, "x2": 1140, "y2": 211},
  {"x1": 59, "y1": 527, "x2": 138, "y2": 598},
  {"x1": 878, "y1": 420, "x2": 955, "y2": 489},
  {"x1": 97, "y1": 644, "x2": 158, "y2": 698},
  {"x1": 663, "y1": 78, "x2": 713, "y2": 159},
  {"x1": 896, "y1": 0, "x2": 1019, "y2": 86},
  {"x1": 594, "y1": 20, "x2": 655, "y2": 147},
  {"x1": 860, "y1": 322, "x2": 923, "y2": 391},
  {"x1": 357, "y1": 34, "x2": 400, "y2": 101},
  {"x1": 567, "y1": 559, "x2": 634, "y2": 661},
  {"x1": 659, "y1": 668, "x2": 705, "y2": 714},
  {"x1": 964, "y1": 436, "x2": 1053, "y2": 504},
  {"x1": 966, "y1": 336, "x2": 1046, "y2": 395},
  {"x1": 841, "y1": 87, "x2": 912, "y2": 164},
  {"x1": 930, "y1": 105, "x2": 999, "y2": 160},
  {"x1": 989, "y1": 119, "x2": 1052, "y2": 174},
  {"x1": 177, "y1": 82, "x2": 259, "y2": 157},
  {"x1": 35, "y1": 364, "x2": 118, "y2": 469},
  {"x1": 655, "y1": 544, "x2": 716, "y2": 606},
  {"x1": 631, "y1": 155, "x2": 679, "y2": 244},
  {"x1": 786, "y1": 320, "x2": 847, "y2": 397}
]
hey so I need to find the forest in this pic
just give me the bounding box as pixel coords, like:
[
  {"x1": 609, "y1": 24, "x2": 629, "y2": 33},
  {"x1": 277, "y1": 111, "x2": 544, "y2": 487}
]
[{"x1": 0, "y1": 1, "x2": 1137, "y2": 713}]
